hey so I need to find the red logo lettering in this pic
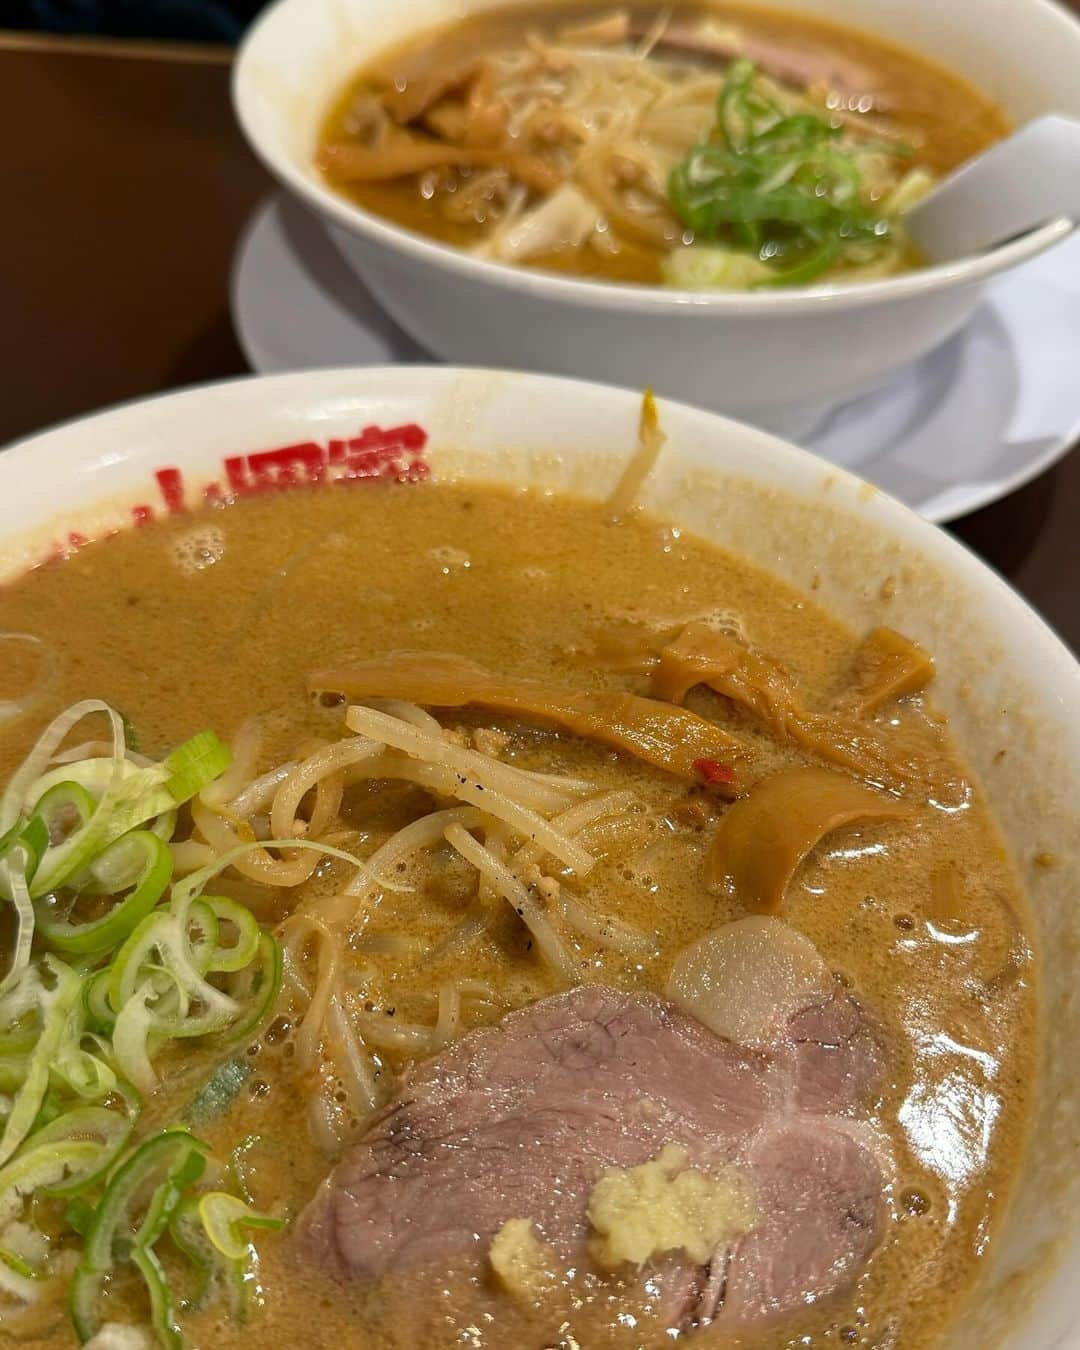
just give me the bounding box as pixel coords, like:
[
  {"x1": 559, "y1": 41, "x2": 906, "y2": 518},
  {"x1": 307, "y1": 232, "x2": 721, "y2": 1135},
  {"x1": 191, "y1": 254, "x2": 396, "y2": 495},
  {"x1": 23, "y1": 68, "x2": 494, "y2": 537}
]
[
  {"x1": 150, "y1": 423, "x2": 429, "y2": 511},
  {"x1": 155, "y1": 468, "x2": 186, "y2": 515}
]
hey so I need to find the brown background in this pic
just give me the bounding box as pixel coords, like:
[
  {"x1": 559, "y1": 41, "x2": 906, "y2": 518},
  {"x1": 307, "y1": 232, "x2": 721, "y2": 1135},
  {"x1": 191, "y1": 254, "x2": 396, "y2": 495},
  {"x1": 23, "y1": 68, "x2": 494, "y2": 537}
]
[{"x1": 0, "y1": 32, "x2": 1076, "y2": 649}]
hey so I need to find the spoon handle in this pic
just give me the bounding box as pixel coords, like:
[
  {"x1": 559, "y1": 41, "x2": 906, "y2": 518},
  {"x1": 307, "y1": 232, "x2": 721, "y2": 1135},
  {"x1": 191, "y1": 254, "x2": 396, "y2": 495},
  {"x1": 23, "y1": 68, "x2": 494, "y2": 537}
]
[{"x1": 907, "y1": 114, "x2": 1080, "y2": 261}]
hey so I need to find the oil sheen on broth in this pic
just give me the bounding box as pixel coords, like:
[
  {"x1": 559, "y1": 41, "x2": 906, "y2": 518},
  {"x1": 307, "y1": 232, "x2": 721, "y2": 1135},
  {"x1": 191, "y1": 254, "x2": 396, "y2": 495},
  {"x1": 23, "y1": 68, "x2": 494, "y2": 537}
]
[
  {"x1": 0, "y1": 483, "x2": 1033, "y2": 1348},
  {"x1": 318, "y1": 2, "x2": 1010, "y2": 288}
]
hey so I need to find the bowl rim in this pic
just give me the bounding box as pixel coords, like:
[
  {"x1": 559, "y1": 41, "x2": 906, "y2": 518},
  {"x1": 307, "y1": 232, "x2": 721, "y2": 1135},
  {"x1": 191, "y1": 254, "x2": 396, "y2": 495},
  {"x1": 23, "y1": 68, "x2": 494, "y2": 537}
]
[
  {"x1": 232, "y1": 0, "x2": 1079, "y2": 316},
  {"x1": 3, "y1": 364, "x2": 1078, "y2": 695},
  {"x1": 4, "y1": 365, "x2": 1080, "y2": 1350}
]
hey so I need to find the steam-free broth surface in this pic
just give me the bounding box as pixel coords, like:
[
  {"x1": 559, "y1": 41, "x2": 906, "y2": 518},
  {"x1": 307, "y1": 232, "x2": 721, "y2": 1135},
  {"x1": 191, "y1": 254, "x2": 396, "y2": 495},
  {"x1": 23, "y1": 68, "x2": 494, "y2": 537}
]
[
  {"x1": 319, "y1": 2, "x2": 1010, "y2": 288},
  {"x1": 0, "y1": 482, "x2": 1034, "y2": 1348}
]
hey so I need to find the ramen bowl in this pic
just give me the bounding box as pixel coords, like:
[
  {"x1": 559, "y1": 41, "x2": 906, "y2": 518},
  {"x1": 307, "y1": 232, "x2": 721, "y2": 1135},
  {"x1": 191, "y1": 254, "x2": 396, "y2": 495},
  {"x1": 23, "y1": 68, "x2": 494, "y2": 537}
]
[
  {"x1": 233, "y1": 0, "x2": 1079, "y2": 434},
  {"x1": 3, "y1": 367, "x2": 1080, "y2": 1345}
]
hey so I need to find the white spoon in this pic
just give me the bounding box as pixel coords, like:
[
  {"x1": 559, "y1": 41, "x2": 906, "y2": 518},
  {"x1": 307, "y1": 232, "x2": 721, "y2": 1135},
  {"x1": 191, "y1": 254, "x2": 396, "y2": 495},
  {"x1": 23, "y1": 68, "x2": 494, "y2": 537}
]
[{"x1": 905, "y1": 114, "x2": 1080, "y2": 263}]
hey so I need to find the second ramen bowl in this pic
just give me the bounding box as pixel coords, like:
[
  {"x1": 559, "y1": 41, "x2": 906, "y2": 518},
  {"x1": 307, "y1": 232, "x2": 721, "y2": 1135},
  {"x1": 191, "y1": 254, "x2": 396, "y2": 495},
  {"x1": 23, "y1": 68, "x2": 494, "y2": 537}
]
[{"x1": 234, "y1": 0, "x2": 1079, "y2": 433}]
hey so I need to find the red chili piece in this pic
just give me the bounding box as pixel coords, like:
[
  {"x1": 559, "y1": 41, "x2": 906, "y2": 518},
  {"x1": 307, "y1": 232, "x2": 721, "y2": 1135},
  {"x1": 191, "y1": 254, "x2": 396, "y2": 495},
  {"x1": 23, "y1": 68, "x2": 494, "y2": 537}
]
[{"x1": 692, "y1": 757, "x2": 737, "y2": 786}]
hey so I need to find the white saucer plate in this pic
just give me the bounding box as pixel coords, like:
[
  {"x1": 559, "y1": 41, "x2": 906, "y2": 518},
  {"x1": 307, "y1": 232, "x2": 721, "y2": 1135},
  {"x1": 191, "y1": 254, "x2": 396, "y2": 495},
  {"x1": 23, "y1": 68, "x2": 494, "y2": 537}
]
[{"x1": 231, "y1": 194, "x2": 1080, "y2": 525}]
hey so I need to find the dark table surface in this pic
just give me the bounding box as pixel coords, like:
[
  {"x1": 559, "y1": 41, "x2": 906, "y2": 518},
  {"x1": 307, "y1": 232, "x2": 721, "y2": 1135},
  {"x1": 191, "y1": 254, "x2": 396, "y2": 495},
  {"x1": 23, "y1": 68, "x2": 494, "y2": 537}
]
[{"x1": 1, "y1": 32, "x2": 1076, "y2": 649}]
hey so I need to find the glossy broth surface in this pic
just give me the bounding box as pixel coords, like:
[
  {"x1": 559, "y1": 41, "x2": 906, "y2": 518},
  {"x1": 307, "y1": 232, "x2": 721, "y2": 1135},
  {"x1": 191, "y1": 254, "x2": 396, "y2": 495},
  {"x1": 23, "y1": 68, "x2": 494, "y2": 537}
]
[
  {"x1": 320, "y1": 1, "x2": 1010, "y2": 285},
  {"x1": 0, "y1": 482, "x2": 1034, "y2": 1348}
]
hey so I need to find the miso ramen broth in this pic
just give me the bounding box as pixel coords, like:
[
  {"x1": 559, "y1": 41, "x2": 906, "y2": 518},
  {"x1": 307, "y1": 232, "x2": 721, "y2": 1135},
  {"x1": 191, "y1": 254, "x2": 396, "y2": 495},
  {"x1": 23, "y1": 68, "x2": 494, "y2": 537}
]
[
  {"x1": 318, "y1": 2, "x2": 1010, "y2": 288},
  {"x1": 0, "y1": 480, "x2": 1034, "y2": 1349}
]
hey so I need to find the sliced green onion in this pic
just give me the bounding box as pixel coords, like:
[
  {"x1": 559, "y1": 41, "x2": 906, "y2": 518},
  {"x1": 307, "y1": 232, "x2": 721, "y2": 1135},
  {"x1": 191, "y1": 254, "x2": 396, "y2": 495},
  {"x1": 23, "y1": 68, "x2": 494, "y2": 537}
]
[
  {"x1": 220, "y1": 933, "x2": 283, "y2": 1045},
  {"x1": 0, "y1": 814, "x2": 49, "y2": 878},
  {"x1": 69, "y1": 1260, "x2": 101, "y2": 1341},
  {"x1": 0, "y1": 1102, "x2": 138, "y2": 1228},
  {"x1": 29, "y1": 758, "x2": 127, "y2": 803},
  {"x1": 29, "y1": 780, "x2": 97, "y2": 849},
  {"x1": 26, "y1": 761, "x2": 176, "y2": 900},
  {"x1": 30, "y1": 755, "x2": 178, "y2": 852},
  {"x1": 0, "y1": 1141, "x2": 101, "y2": 1231},
  {"x1": 0, "y1": 1246, "x2": 41, "y2": 1281},
  {"x1": 0, "y1": 961, "x2": 45, "y2": 1028},
  {"x1": 64, "y1": 1195, "x2": 97, "y2": 1237},
  {"x1": 0, "y1": 706, "x2": 303, "y2": 1346},
  {"x1": 39, "y1": 1101, "x2": 140, "y2": 1196},
  {"x1": 102, "y1": 839, "x2": 345, "y2": 1077},
  {"x1": 108, "y1": 902, "x2": 238, "y2": 1094},
  {"x1": 0, "y1": 818, "x2": 23, "y2": 859},
  {"x1": 83, "y1": 970, "x2": 117, "y2": 1036},
  {"x1": 50, "y1": 1034, "x2": 117, "y2": 1103},
  {"x1": 110, "y1": 981, "x2": 159, "y2": 1096},
  {"x1": 186, "y1": 898, "x2": 222, "y2": 974},
  {"x1": 666, "y1": 59, "x2": 904, "y2": 289},
  {"x1": 168, "y1": 1195, "x2": 215, "y2": 1313},
  {"x1": 0, "y1": 956, "x2": 82, "y2": 1166},
  {"x1": 29, "y1": 768, "x2": 173, "y2": 858},
  {"x1": 111, "y1": 925, "x2": 280, "y2": 1094},
  {"x1": 201, "y1": 896, "x2": 261, "y2": 974},
  {"x1": 716, "y1": 57, "x2": 781, "y2": 151},
  {"x1": 754, "y1": 233, "x2": 842, "y2": 288},
  {"x1": 168, "y1": 1195, "x2": 246, "y2": 1320},
  {"x1": 0, "y1": 1246, "x2": 40, "y2": 1303},
  {"x1": 137, "y1": 1159, "x2": 205, "y2": 1252},
  {"x1": 198, "y1": 1191, "x2": 283, "y2": 1262},
  {"x1": 71, "y1": 1128, "x2": 208, "y2": 1343},
  {"x1": 0, "y1": 859, "x2": 36, "y2": 996},
  {"x1": 165, "y1": 731, "x2": 232, "y2": 805},
  {"x1": 108, "y1": 907, "x2": 235, "y2": 1022},
  {"x1": 131, "y1": 1241, "x2": 184, "y2": 1348},
  {"x1": 16, "y1": 719, "x2": 228, "y2": 901},
  {"x1": 30, "y1": 1101, "x2": 132, "y2": 1152},
  {"x1": 36, "y1": 830, "x2": 172, "y2": 957},
  {"x1": 0, "y1": 700, "x2": 125, "y2": 836},
  {"x1": 51, "y1": 1050, "x2": 116, "y2": 1103},
  {"x1": 0, "y1": 1056, "x2": 29, "y2": 1092},
  {"x1": 31, "y1": 1083, "x2": 63, "y2": 1131},
  {"x1": 82, "y1": 1129, "x2": 208, "y2": 1268},
  {"x1": 0, "y1": 818, "x2": 47, "y2": 992}
]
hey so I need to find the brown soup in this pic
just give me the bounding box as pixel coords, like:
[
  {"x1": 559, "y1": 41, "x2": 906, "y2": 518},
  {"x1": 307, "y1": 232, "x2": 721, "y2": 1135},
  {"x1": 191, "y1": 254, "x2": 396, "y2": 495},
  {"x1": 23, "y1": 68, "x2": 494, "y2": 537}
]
[
  {"x1": 0, "y1": 481, "x2": 1034, "y2": 1348},
  {"x1": 318, "y1": 2, "x2": 1009, "y2": 288}
]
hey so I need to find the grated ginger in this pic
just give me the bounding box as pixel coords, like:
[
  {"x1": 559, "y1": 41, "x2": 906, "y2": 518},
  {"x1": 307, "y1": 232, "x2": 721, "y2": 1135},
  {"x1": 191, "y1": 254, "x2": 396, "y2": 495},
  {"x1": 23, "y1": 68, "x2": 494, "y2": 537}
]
[
  {"x1": 586, "y1": 1144, "x2": 757, "y2": 1268},
  {"x1": 489, "y1": 1218, "x2": 559, "y2": 1300}
]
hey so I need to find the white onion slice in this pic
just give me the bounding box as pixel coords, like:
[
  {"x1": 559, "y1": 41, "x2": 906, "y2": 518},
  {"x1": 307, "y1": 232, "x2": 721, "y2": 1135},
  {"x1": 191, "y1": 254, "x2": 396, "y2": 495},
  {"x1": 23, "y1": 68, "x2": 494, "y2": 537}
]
[{"x1": 666, "y1": 915, "x2": 831, "y2": 1047}]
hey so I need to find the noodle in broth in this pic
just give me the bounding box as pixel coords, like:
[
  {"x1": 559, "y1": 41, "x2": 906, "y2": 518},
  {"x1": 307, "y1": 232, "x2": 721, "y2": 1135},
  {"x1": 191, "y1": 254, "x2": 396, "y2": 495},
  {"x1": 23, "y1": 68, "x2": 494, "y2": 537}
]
[
  {"x1": 319, "y1": 1, "x2": 1009, "y2": 288},
  {"x1": 0, "y1": 477, "x2": 1034, "y2": 1348}
]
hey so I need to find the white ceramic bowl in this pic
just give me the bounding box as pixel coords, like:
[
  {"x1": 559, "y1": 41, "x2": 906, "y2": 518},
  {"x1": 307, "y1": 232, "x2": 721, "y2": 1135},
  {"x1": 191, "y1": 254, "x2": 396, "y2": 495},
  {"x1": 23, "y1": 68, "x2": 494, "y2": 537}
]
[
  {"x1": 232, "y1": 0, "x2": 1080, "y2": 435},
  {"x1": 3, "y1": 367, "x2": 1080, "y2": 1346}
]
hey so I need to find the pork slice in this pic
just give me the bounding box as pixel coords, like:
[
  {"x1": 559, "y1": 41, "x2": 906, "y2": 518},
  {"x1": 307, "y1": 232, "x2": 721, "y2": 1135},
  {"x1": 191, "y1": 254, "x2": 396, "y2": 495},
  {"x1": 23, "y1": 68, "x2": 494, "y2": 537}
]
[
  {"x1": 301, "y1": 987, "x2": 776, "y2": 1281},
  {"x1": 298, "y1": 983, "x2": 886, "y2": 1336},
  {"x1": 630, "y1": 18, "x2": 875, "y2": 97},
  {"x1": 790, "y1": 988, "x2": 887, "y2": 1116},
  {"x1": 716, "y1": 1122, "x2": 884, "y2": 1324}
]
